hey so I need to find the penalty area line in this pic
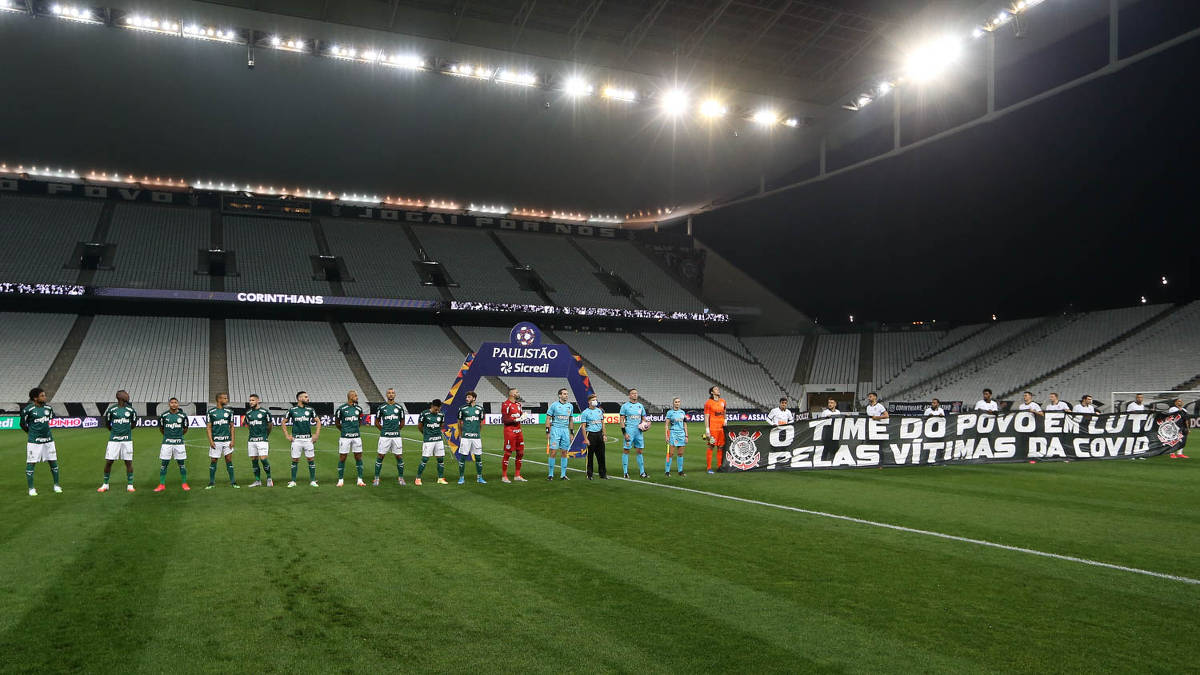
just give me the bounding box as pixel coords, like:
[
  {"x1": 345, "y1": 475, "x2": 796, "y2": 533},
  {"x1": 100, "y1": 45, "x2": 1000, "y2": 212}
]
[{"x1": 481, "y1": 451, "x2": 1200, "y2": 586}]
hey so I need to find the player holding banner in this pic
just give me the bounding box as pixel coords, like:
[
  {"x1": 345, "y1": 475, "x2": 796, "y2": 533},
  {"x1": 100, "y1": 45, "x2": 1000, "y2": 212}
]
[
  {"x1": 154, "y1": 398, "x2": 190, "y2": 492},
  {"x1": 500, "y1": 388, "x2": 527, "y2": 483},
  {"x1": 664, "y1": 397, "x2": 687, "y2": 477}
]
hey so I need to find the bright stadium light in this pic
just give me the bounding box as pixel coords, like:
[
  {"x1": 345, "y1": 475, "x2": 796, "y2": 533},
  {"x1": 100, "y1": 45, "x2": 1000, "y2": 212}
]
[
  {"x1": 0, "y1": 0, "x2": 23, "y2": 13},
  {"x1": 903, "y1": 37, "x2": 962, "y2": 82},
  {"x1": 659, "y1": 89, "x2": 688, "y2": 116},
  {"x1": 49, "y1": 4, "x2": 101, "y2": 23},
  {"x1": 699, "y1": 99, "x2": 727, "y2": 118},
  {"x1": 469, "y1": 204, "x2": 510, "y2": 215},
  {"x1": 752, "y1": 109, "x2": 778, "y2": 126},
  {"x1": 383, "y1": 54, "x2": 423, "y2": 69},
  {"x1": 183, "y1": 24, "x2": 241, "y2": 42},
  {"x1": 877, "y1": 81, "x2": 893, "y2": 95},
  {"x1": 496, "y1": 69, "x2": 537, "y2": 86},
  {"x1": 563, "y1": 76, "x2": 593, "y2": 97},
  {"x1": 782, "y1": 117, "x2": 800, "y2": 127},
  {"x1": 123, "y1": 15, "x2": 180, "y2": 35},
  {"x1": 602, "y1": 86, "x2": 637, "y2": 102}
]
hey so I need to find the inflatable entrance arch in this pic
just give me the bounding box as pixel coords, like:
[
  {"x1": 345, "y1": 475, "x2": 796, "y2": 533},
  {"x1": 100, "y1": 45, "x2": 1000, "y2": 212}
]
[{"x1": 442, "y1": 323, "x2": 596, "y2": 458}]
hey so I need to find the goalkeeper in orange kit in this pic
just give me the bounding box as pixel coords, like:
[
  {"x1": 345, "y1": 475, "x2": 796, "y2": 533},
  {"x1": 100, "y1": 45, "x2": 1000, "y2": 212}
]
[{"x1": 703, "y1": 386, "x2": 727, "y2": 473}]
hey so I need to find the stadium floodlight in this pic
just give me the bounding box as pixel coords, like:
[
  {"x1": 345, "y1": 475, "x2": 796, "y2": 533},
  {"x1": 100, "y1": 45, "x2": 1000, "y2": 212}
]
[
  {"x1": 563, "y1": 76, "x2": 593, "y2": 97},
  {"x1": 752, "y1": 109, "x2": 778, "y2": 126},
  {"x1": 588, "y1": 214, "x2": 622, "y2": 223},
  {"x1": 468, "y1": 204, "x2": 510, "y2": 215},
  {"x1": 339, "y1": 193, "x2": 381, "y2": 204},
  {"x1": 183, "y1": 24, "x2": 242, "y2": 43},
  {"x1": 551, "y1": 211, "x2": 587, "y2": 221},
  {"x1": 877, "y1": 81, "x2": 893, "y2": 95},
  {"x1": 601, "y1": 86, "x2": 637, "y2": 102},
  {"x1": 659, "y1": 89, "x2": 688, "y2": 116},
  {"x1": 0, "y1": 0, "x2": 23, "y2": 13},
  {"x1": 49, "y1": 4, "x2": 101, "y2": 23},
  {"x1": 382, "y1": 54, "x2": 424, "y2": 69},
  {"x1": 903, "y1": 37, "x2": 962, "y2": 82},
  {"x1": 1161, "y1": 276, "x2": 1169, "y2": 285},
  {"x1": 427, "y1": 199, "x2": 460, "y2": 210},
  {"x1": 496, "y1": 69, "x2": 537, "y2": 86},
  {"x1": 699, "y1": 99, "x2": 727, "y2": 118},
  {"x1": 122, "y1": 15, "x2": 181, "y2": 35},
  {"x1": 782, "y1": 117, "x2": 800, "y2": 127},
  {"x1": 448, "y1": 63, "x2": 492, "y2": 79}
]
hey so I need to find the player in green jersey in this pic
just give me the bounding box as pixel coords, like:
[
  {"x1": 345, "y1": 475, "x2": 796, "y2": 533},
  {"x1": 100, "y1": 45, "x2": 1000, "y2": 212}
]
[
  {"x1": 415, "y1": 399, "x2": 447, "y2": 486},
  {"x1": 373, "y1": 387, "x2": 407, "y2": 486},
  {"x1": 334, "y1": 390, "x2": 366, "y2": 487},
  {"x1": 284, "y1": 391, "x2": 321, "y2": 487},
  {"x1": 455, "y1": 391, "x2": 486, "y2": 485},
  {"x1": 244, "y1": 394, "x2": 274, "y2": 487},
  {"x1": 21, "y1": 387, "x2": 61, "y2": 496},
  {"x1": 205, "y1": 392, "x2": 239, "y2": 489},
  {"x1": 99, "y1": 390, "x2": 137, "y2": 493},
  {"x1": 154, "y1": 397, "x2": 190, "y2": 492}
]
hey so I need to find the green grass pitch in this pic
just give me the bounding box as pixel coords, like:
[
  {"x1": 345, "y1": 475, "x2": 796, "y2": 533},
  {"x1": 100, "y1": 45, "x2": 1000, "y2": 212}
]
[{"x1": 1, "y1": 422, "x2": 1197, "y2": 673}]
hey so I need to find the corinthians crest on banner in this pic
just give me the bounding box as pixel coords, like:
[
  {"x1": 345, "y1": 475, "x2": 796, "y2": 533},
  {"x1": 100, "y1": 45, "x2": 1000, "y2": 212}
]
[{"x1": 723, "y1": 410, "x2": 1185, "y2": 472}]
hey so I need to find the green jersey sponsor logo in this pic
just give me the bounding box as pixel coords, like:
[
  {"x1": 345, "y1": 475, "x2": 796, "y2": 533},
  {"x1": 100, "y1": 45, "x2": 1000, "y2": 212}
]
[
  {"x1": 22, "y1": 404, "x2": 54, "y2": 444},
  {"x1": 104, "y1": 405, "x2": 136, "y2": 442},
  {"x1": 377, "y1": 403, "x2": 406, "y2": 438},
  {"x1": 244, "y1": 407, "x2": 271, "y2": 442},
  {"x1": 208, "y1": 407, "x2": 232, "y2": 442},
  {"x1": 418, "y1": 410, "x2": 445, "y2": 442},
  {"x1": 336, "y1": 404, "x2": 364, "y2": 438},
  {"x1": 459, "y1": 405, "x2": 483, "y2": 439},
  {"x1": 286, "y1": 406, "x2": 316, "y2": 438},
  {"x1": 159, "y1": 411, "x2": 187, "y2": 444}
]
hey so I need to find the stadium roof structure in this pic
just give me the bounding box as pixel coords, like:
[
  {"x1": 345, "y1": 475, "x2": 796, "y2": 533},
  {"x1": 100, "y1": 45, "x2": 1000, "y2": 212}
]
[{"x1": 193, "y1": 0, "x2": 909, "y2": 105}]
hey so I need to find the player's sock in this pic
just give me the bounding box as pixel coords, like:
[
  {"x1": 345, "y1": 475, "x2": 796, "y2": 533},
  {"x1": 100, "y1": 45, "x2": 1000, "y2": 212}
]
[
  {"x1": 178, "y1": 461, "x2": 187, "y2": 482},
  {"x1": 262, "y1": 459, "x2": 271, "y2": 479},
  {"x1": 716, "y1": 449, "x2": 724, "y2": 468},
  {"x1": 337, "y1": 460, "x2": 345, "y2": 480},
  {"x1": 706, "y1": 448, "x2": 713, "y2": 470},
  {"x1": 515, "y1": 451, "x2": 523, "y2": 475},
  {"x1": 48, "y1": 460, "x2": 59, "y2": 485},
  {"x1": 307, "y1": 460, "x2": 316, "y2": 481},
  {"x1": 665, "y1": 456, "x2": 672, "y2": 473},
  {"x1": 374, "y1": 458, "x2": 383, "y2": 479},
  {"x1": 436, "y1": 457, "x2": 445, "y2": 478},
  {"x1": 636, "y1": 454, "x2": 645, "y2": 474},
  {"x1": 560, "y1": 456, "x2": 569, "y2": 477},
  {"x1": 474, "y1": 458, "x2": 483, "y2": 477},
  {"x1": 159, "y1": 459, "x2": 170, "y2": 485},
  {"x1": 548, "y1": 457, "x2": 556, "y2": 477},
  {"x1": 103, "y1": 471, "x2": 111, "y2": 484},
  {"x1": 677, "y1": 456, "x2": 684, "y2": 473},
  {"x1": 501, "y1": 450, "x2": 511, "y2": 477},
  {"x1": 355, "y1": 459, "x2": 363, "y2": 479},
  {"x1": 621, "y1": 454, "x2": 629, "y2": 474},
  {"x1": 291, "y1": 462, "x2": 298, "y2": 481},
  {"x1": 25, "y1": 463, "x2": 35, "y2": 490},
  {"x1": 126, "y1": 471, "x2": 134, "y2": 485},
  {"x1": 396, "y1": 456, "x2": 404, "y2": 477},
  {"x1": 458, "y1": 459, "x2": 467, "y2": 477},
  {"x1": 209, "y1": 463, "x2": 217, "y2": 483},
  {"x1": 417, "y1": 458, "x2": 428, "y2": 476},
  {"x1": 226, "y1": 462, "x2": 235, "y2": 484},
  {"x1": 252, "y1": 458, "x2": 261, "y2": 480}
]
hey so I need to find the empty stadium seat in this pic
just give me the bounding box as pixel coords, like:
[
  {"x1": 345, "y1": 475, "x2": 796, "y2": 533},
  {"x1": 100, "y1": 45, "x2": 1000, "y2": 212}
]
[
  {"x1": 91, "y1": 204, "x2": 211, "y2": 290},
  {"x1": 322, "y1": 218, "x2": 442, "y2": 300},
  {"x1": 222, "y1": 216, "x2": 332, "y2": 295},
  {"x1": 410, "y1": 226, "x2": 539, "y2": 304},
  {"x1": 0, "y1": 312, "x2": 77, "y2": 403},
  {"x1": 225, "y1": 319, "x2": 360, "y2": 404},
  {"x1": 0, "y1": 195, "x2": 102, "y2": 284},
  {"x1": 496, "y1": 232, "x2": 636, "y2": 308}
]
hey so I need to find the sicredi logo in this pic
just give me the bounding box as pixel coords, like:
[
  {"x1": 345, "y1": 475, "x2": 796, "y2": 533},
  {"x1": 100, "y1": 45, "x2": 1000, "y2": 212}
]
[{"x1": 498, "y1": 361, "x2": 550, "y2": 375}]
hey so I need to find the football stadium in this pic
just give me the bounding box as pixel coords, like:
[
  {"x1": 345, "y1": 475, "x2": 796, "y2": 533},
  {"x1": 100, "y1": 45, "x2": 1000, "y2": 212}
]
[{"x1": 1, "y1": 0, "x2": 1198, "y2": 671}]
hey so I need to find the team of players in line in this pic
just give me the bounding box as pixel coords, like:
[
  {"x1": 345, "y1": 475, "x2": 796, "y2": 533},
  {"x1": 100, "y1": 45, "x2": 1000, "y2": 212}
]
[{"x1": 19, "y1": 384, "x2": 743, "y2": 495}]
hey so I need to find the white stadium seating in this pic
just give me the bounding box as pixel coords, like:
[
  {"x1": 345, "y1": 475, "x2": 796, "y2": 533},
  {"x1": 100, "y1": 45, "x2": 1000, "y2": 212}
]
[
  {"x1": 56, "y1": 316, "x2": 208, "y2": 402},
  {"x1": 346, "y1": 322, "x2": 506, "y2": 404},
  {"x1": 707, "y1": 333, "x2": 752, "y2": 359},
  {"x1": 809, "y1": 334, "x2": 860, "y2": 384},
  {"x1": 873, "y1": 331, "x2": 944, "y2": 389},
  {"x1": 0, "y1": 312, "x2": 77, "y2": 403},
  {"x1": 583, "y1": 239, "x2": 704, "y2": 312},
  {"x1": 496, "y1": 232, "x2": 636, "y2": 308},
  {"x1": 322, "y1": 218, "x2": 442, "y2": 300},
  {"x1": 225, "y1": 319, "x2": 360, "y2": 404},
  {"x1": 742, "y1": 335, "x2": 804, "y2": 394},
  {"x1": 644, "y1": 333, "x2": 781, "y2": 407},
  {"x1": 91, "y1": 204, "x2": 211, "y2": 291},
  {"x1": 222, "y1": 216, "x2": 331, "y2": 295},
  {"x1": 1031, "y1": 301, "x2": 1200, "y2": 405},
  {"x1": 878, "y1": 319, "x2": 1039, "y2": 398},
  {"x1": 0, "y1": 195, "x2": 102, "y2": 284},
  {"x1": 411, "y1": 225, "x2": 539, "y2": 304}
]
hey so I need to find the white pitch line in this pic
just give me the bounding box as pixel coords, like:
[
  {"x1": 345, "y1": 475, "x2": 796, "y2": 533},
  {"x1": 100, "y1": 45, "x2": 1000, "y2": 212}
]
[{"x1": 478, "y1": 450, "x2": 1200, "y2": 586}]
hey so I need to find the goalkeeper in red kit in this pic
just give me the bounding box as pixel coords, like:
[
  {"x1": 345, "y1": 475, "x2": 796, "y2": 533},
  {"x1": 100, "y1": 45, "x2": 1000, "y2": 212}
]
[{"x1": 500, "y1": 387, "x2": 527, "y2": 482}]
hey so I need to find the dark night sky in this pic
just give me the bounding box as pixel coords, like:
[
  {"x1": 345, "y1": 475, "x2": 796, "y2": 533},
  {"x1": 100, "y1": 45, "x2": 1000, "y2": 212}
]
[{"x1": 696, "y1": 3, "x2": 1200, "y2": 325}]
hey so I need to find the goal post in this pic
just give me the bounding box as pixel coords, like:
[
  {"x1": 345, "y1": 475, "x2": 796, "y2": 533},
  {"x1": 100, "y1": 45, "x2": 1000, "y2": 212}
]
[{"x1": 1109, "y1": 390, "x2": 1200, "y2": 413}]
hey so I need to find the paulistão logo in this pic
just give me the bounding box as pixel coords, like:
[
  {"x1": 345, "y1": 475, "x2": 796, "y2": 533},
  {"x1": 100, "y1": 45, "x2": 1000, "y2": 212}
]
[
  {"x1": 726, "y1": 430, "x2": 762, "y2": 471},
  {"x1": 515, "y1": 325, "x2": 536, "y2": 346}
]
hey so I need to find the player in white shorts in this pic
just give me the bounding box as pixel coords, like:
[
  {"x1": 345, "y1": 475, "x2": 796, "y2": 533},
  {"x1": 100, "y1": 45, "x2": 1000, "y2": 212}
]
[
  {"x1": 415, "y1": 399, "x2": 448, "y2": 485},
  {"x1": 334, "y1": 390, "x2": 366, "y2": 486},
  {"x1": 99, "y1": 390, "x2": 137, "y2": 493},
  {"x1": 154, "y1": 397, "x2": 191, "y2": 492},
  {"x1": 284, "y1": 391, "x2": 321, "y2": 487},
  {"x1": 455, "y1": 391, "x2": 486, "y2": 484},
  {"x1": 205, "y1": 392, "x2": 239, "y2": 489},
  {"x1": 22, "y1": 387, "x2": 62, "y2": 496},
  {"x1": 243, "y1": 394, "x2": 274, "y2": 487},
  {"x1": 373, "y1": 388, "x2": 407, "y2": 486}
]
